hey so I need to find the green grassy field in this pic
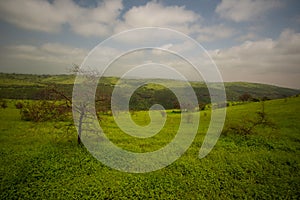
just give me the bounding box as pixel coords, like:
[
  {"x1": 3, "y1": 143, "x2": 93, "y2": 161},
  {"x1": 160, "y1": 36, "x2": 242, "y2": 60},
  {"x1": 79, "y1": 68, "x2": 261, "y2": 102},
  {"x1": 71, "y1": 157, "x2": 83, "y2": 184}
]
[{"x1": 1, "y1": 97, "x2": 300, "y2": 199}]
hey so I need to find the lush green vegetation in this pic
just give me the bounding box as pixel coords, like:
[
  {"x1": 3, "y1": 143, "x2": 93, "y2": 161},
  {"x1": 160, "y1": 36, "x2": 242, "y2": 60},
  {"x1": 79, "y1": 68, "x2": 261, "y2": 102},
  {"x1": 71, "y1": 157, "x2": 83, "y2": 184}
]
[
  {"x1": 1, "y1": 73, "x2": 299, "y2": 104},
  {"x1": 1, "y1": 96, "x2": 299, "y2": 199}
]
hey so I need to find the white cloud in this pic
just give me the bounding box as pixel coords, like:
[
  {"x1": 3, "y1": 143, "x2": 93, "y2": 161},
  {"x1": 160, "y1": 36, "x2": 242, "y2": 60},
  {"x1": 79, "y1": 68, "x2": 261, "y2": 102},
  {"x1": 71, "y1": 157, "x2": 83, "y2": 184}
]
[
  {"x1": 0, "y1": 0, "x2": 66, "y2": 32},
  {"x1": 113, "y1": 1, "x2": 235, "y2": 43},
  {"x1": 276, "y1": 29, "x2": 300, "y2": 55},
  {"x1": 0, "y1": 0, "x2": 123, "y2": 37},
  {"x1": 0, "y1": 0, "x2": 236, "y2": 42},
  {"x1": 0, "y1": 43, "x2": 88, "y2": 73},
  {"x1": 209, "y1": 29, "x2": 300, "y2": 88},
  {"x1": 67, "y1": 0, "x2": 123, "y2": 37},
  {"x1": 216, "y1": 0, "x2": 282, "y2": 22},
  {"x1": 119, "y1": 1, "x2": 199, "y2": 30}
]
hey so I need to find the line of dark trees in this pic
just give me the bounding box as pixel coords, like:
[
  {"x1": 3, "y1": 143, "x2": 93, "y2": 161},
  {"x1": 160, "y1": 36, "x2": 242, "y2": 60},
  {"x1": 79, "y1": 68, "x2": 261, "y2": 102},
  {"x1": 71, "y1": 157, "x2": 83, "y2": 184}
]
[
  {"x1": 0, "y1": 83, "x2": 211, "y2": 111},
  {"x1": 238, "y1": 93, "x2": 270, "y2": 102}
]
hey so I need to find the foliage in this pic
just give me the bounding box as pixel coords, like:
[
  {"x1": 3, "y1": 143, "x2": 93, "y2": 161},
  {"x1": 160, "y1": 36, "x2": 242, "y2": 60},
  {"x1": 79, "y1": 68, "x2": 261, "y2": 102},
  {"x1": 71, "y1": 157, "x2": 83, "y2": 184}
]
[
  {"x1": 20, "y1": 100, "x2": 70, "y2": 122},
  {"x1": 0, "y1": 99, "x2": 7, "y2": 109},
  {"x1": 239, "y1": 93, "x2": 253, "y2": 101},
  {"x1": 15, "y1": 101, "x2": 24, "y2": 109}
]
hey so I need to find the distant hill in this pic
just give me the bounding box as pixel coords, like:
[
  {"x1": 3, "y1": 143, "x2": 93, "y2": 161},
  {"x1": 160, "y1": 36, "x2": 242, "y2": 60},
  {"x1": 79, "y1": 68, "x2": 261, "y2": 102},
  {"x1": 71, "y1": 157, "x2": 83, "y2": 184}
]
[
  {"x1": 224, "y1": 82, "x2": 299, "y2": 101},
  {"x1": 0, "y1": 73, "x2": 299, "y2": 105}
]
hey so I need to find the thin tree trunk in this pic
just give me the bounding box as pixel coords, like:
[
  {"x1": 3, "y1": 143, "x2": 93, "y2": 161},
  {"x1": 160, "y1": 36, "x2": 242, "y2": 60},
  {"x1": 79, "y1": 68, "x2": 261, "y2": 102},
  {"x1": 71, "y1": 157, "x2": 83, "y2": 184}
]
[{"x1": 78, "y1": 111, "x2": 84, "y2": 145}]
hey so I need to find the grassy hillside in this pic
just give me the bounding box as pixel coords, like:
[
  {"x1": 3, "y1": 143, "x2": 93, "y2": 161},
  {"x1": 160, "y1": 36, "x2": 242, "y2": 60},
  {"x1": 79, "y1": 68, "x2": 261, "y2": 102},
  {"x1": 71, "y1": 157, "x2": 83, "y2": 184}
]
[
  {"x1": 224, "y1": 82, "x2": 299, "y2": 100},
  {"x1": 0, "y1": 97, "x2": 299, "y2": 199},
  {"x1": 0, "y1": 73, "x2": 299, "y2": 102},
  {"x1": 0, "y1": 73, "x2": 75, "y2": 85}
]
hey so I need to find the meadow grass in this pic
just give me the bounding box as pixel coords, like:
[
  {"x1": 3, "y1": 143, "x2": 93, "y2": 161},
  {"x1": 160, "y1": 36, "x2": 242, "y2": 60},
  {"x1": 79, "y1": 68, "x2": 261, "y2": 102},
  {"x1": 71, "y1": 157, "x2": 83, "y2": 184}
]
[{"x1": 0, "y1": 97, "x2": 299, "y2": 199}]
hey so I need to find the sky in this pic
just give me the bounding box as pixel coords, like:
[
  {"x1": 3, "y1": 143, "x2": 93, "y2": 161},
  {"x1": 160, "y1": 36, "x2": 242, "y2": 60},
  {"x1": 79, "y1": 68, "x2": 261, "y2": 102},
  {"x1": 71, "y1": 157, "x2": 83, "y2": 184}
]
[{"x1": 0, "y1": 0, "x2": 299, "y2": 89}]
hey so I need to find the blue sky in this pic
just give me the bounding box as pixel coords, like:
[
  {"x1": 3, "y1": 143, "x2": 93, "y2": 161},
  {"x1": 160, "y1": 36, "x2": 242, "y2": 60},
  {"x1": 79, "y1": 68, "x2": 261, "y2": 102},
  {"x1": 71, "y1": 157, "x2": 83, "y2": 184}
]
[{"x1": 0, "y1": 0, "x2": 299, "y2": 88}]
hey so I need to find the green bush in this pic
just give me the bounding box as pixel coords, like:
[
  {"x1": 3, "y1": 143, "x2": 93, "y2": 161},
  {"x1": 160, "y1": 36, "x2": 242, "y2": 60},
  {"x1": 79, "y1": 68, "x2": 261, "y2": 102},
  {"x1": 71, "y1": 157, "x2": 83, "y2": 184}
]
[
  {"x1": 15, "y1": 101, "x2": 24, "y2": 109},
  {"x1": 0, "y1": 99, "x2": 8, "y2": 109},
  {"x1": 20, "y1": 101, "x2": 71, "y2": 122}
]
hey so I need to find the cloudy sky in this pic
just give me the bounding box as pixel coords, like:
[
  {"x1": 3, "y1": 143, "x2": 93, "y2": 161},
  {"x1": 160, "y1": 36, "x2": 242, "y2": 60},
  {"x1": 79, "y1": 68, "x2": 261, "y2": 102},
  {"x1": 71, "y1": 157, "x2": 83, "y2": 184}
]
[{"x1": 0, "y1": 0, "x2": 299, "y2": 88}]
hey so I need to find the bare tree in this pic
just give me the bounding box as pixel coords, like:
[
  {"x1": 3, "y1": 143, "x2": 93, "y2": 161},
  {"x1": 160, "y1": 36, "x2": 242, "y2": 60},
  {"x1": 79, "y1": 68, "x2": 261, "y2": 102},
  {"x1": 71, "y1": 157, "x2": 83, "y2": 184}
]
[
  {"x1": 223, "y1": 101, "x2": 276, "y2": 136},
  {"x1": 69, "y1": 65, "x2": 106, "y2": 145},
  {"x1": 22, "y1": 65, "x2": 106, "y2": 145}
]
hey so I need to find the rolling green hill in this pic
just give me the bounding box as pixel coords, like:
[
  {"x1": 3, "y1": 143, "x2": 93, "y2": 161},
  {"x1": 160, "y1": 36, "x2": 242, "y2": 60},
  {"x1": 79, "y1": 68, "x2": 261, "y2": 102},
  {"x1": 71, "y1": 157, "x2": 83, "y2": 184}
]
[
  {"x1": 0, "y1": 73, "x2": 299, "y2": 103},
  {"x1": 224, "y1": 81, "x2": 299, "y2": 101}
]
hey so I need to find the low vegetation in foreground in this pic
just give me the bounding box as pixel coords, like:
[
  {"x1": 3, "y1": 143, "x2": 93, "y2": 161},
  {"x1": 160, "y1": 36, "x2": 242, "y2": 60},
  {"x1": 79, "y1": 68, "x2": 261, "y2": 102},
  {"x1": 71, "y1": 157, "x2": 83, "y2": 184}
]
[{"x1": 1, "y1": 96, "x2": 299, "y2": 199}]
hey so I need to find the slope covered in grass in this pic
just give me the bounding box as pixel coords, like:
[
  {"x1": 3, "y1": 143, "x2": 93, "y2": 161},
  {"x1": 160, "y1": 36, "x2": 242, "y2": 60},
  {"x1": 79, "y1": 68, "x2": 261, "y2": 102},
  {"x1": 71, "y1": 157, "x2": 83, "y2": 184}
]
[
  {"x1": 0, "y1": 73, "x2": 299, "y2": 102},
  {"x1": 0, "y1": 97, "x2": 299, "y2": 199}
]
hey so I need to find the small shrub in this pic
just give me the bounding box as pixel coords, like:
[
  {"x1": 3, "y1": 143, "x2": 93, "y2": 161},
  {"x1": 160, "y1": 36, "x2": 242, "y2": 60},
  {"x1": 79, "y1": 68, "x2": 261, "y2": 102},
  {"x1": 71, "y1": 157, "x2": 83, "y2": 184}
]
[
  {"x1": 198, "y1": 102, "x2": 206, "y2": 110},
  {"x1": 172, "y1": 110, "x2": 181, "y2": 114},
  {"x1": 239, "y1": 93, "x2": 252, "y2": 102},
  {"x1": 20, "y1": 100, "x2": 71, "y2": 122},
  {"x1": 15, "y1": 101, "x2": 24, "y2": 109},
  {"x1": 0, "y1": 99, "x2": 8, "y2": 109}
]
